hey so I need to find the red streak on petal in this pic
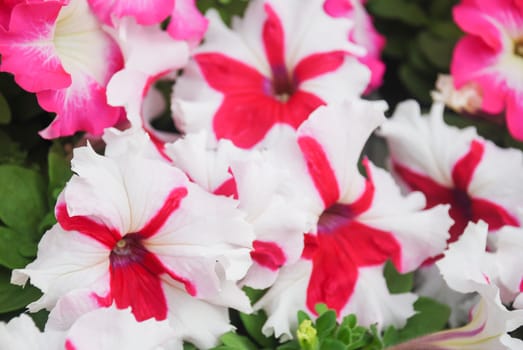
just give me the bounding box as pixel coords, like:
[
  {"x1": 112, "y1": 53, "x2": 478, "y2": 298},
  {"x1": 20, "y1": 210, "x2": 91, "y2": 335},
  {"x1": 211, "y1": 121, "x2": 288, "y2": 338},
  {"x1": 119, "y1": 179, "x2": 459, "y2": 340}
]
[
  {"x1": 392, "y1": 163, "x2": 454, "y2": 208},
  {"x1": 109, "y1": 237, "x2": 168, "y2": 321},
  {"x1": 250, "y1": 240, "x2": 286, "y2": 271},
  {"x1": 471, "y1": 197, "x2": 519, "y2": 230},
  {"x1": 213, "y1": 177, "x2": 238, "y2": 199},
  {"x1": 299, "y1": 136, "x2": 340, "y2": 208},
  {"x1": 263, "y1": 3, "x2": 286, "y2": 76},
  {"x1": 452, "y1": 140, "x2": 484, "y2": 190},
  {"x1": 138, "y1": 187, "x2": 188, "y2": 238},
  {"x1": 56, "y1": 204, "x2": 120, "y2": 248},
  {"x1": 293, "y1": 51, "x2": 345, "y2": 84},
  {"x1": 196, "y1": 53, "x2": 266, "y2": 94},
  {"x1": 306, "y1": 216, "x2": 401, "y2": 314},
  {"x1": 302, "y1": 233, "x2": 318, "y2": 260},
  {"x1": 519, "y1": 277, "x2": 523, "y2": 292}
]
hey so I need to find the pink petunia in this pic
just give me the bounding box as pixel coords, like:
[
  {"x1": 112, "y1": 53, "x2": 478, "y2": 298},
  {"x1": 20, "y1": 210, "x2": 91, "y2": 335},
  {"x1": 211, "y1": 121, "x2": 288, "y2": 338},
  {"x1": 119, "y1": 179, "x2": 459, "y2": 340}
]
[
  {"x1": 172, "y1": 0, "x2": 370, "y2": 149},
  {"x1": 0, "y1": 0, "x2": 124, "y2": 138},
  {"x1": 451, "y1": 0, "x2": 523, "y2": 140}
]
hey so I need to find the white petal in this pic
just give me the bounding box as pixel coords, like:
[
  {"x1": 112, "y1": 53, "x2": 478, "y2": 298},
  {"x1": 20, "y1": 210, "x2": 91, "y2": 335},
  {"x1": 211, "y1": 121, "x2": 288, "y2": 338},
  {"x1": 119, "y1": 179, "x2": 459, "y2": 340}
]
[
  {"x1": 378, "y1": 101, "x2": 477, "y2": 187},
  {"x1": 0, "y1": 314, "x2": 64, "y2": 350},
  {"x1": 11, "y1": 224, "x2": 109, "y2": 312},
  {"x1": 298, "y1": 98, "x2": 387, "y2": 202},
  {"x1": 341, "y1": 265, "x2": 417, "y2": 330},
  {"x1": 163, "y1": 283, "x2": 233, "y2": 349},
  {"x1": 65, "y1": 306, "x2": 175, "y2": 350},
  {"x1": 146, "y1": 182, "x2": 253, "y2": 299},
  {"x1": 254, "y1": 260, "x2": 312, "y2": 341}
]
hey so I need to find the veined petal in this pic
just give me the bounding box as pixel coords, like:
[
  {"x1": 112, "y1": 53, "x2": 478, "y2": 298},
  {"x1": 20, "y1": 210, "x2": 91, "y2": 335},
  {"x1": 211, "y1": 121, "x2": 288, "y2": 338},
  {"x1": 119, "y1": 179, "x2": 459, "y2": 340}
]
[
  {"x1": 0, "y1": 1, "x2": 71, "y2": 92},
  {"x1": 11, "y1": 224, "x2": 110, "y2": 312}
]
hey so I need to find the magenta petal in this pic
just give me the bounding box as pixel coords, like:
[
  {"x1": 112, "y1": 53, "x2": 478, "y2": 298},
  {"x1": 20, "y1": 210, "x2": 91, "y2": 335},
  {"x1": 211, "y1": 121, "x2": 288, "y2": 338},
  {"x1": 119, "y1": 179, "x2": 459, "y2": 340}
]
[
  {"x1": 453, "y1": 4, "x2": 503, "y2": 51},
  {"x1": 37, "y1": 79, "x2": 124, "y2": 138},
  {"x1": 451, "y1": 36, "x2": 506, "y2": 114},
  {"x1": 88, "y1": 0, "x2": 174, "y2": 26},
  {"x1": 0, "y1": 2, "x2": 71, "y2": 92},
  {"x1": 505, "y1": 89, "x2": 523, "y2": 141},
  {"x1": 167, "y1": 0, "x2": 208, "y2": 45}
]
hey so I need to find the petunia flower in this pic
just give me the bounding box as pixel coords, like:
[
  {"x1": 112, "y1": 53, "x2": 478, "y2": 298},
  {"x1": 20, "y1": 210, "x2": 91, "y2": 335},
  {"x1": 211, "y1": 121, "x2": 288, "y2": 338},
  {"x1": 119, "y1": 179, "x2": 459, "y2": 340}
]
[
  {"x1": 86, "y1": 0, "x2": 208, "y2": 46},
  {"x1": 0, "y1": 0, "x2": 124, "y2": 138},
  {"x1": 12, "y1": 134, "x2": 254, "y2": 348},
  {"x1": 253, "y1": 99, "x2": 452, "y2": 339},
  {"x1": 323, "y1": 0, "x2": 386, "y2": 93},
  {"x1": 0, "y1": 314, "x2": 63, "y2": 350},
  {"x1": 172, "y1": 0, "x2": 370, "y2": 149},
  {"x1": 451, "y1": 0, "x2": 523, "y2": 140},
  {"x1": 379, "y1": 101, "x2": 522, "y2": 253}
]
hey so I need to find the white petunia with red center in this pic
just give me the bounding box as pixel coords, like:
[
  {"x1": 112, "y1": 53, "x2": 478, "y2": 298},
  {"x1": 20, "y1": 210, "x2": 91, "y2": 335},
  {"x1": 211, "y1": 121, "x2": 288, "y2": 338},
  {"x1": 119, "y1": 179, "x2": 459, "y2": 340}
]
[
  {"x1": 451, "y1": 0, "x2": 523, "y2": 140},
  {"x1": 0, "y1": 0, "x2": 124, "y2": 138},
  {"x1": 172, "y1": 0, "x2": 370, "y2": 149},
  {"x1": 253, "y1": 99, "x2": 452, "y2": 338},
  {"x1": 379, "y1": 101, "x2": 523, "y2": 261},
  {"x1": 12, "y1": 138, "x2": 254, "y2": 348}
]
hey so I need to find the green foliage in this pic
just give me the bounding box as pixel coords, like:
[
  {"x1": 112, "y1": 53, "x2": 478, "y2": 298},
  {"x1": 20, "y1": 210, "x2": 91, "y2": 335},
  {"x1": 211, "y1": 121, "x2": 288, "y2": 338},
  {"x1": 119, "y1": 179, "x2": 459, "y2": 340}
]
[
  {"x1": 0, "y1": 93, "x2": 11, "y2": 125},
  {"x1": 382, "y1": 297, "x2": 451, "y2": 346},
  {"x1": 0, "y1": 165, "x2": 47, "y2": 238},
  {"x1": 383, "y1": 261, "x2": 413, "y2": 294},
  {"x1": 197, "y1": 0, "x2": 250, "y2": 25},
  {"x1": 368, "y1": 0, "x2": 462, "y2": 105},
  {"x1": 0, "y1": 268, "x2": 41, "y2": 314},
  {"x1": 294, "y1": 305, "x2": 384, "y2": 350},
  {"x1": 211, "y1": 331, "x2": 259, "y2": 350}
]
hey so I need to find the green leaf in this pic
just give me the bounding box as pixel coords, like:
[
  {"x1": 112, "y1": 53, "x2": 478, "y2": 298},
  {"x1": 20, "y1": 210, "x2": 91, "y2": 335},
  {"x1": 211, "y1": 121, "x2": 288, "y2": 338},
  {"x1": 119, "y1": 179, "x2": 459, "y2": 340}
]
[
  {"x1": 383, "y1": 260, "x2": 414, "y2": 294},
  {"x1": 213, "y1": 332, "x2": 258, "y2": 350},
  {"x1": 0, "y1": 93, "x2": 11, "y2": 125},
  {"x1": 0, "y1": 268, "x2": 42, "y2": 313},
  {"x1": 30, "y1": 309, "x2": 49, "y2": 331},
  {"x1": 0, "y1": 165, "x2": 47, "y2": 238},
  {"x1": 276, "y1": 340, "x2": 301, "y2": 350},
  {"x1": 383, "y1": 297, "x2": 450, "y2": 346},
  {"x1": 239, "y1": 310, "x2": 277, "y2": 348},
  {"x1": 183, "y1": 343, "x2": 198, "y2": 350},
  {"x1": 398, "y1": 64, "x2": 434, "y2": 104},
  {"x1": 417, "y1": 31, "x2": 456, "y2": 70},
  {"x1": 0, "y1": 226, "x2": 36, "y2": 269},
  {"x1": 320, "y1": 338, "x2": 345, "y2": 350},
  {"x1": 367, "y1": 0, "x2": 429, "y2": 27},
  {"x1": 0, "y1": 131, "x2": 27, "y2": 166},
  {"x1": 47, "y1": 142, "x2": 72, "y2": 204},
  {"x1": 242, "y1": 286, "x2": 266, "y2": 305},
  {"x1": 315, "y1": 309, "x2": 337, "y2": 338}
]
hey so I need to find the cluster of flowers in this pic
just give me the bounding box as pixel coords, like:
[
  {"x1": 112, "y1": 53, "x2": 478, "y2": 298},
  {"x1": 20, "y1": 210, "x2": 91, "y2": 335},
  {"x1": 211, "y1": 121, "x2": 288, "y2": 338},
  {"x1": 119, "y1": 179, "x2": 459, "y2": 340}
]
[{"x1": 0, "y1": 0, "x2": 523, "y2": 349}]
